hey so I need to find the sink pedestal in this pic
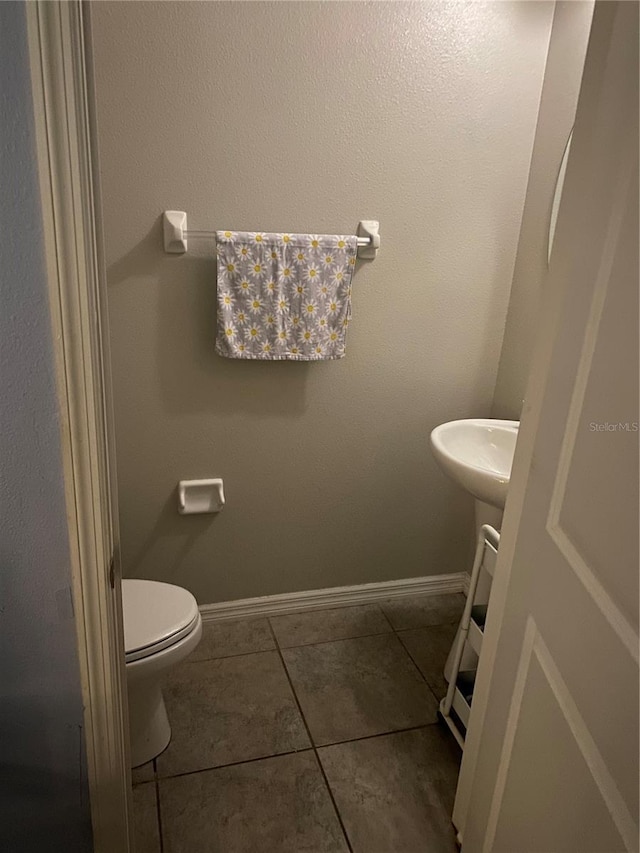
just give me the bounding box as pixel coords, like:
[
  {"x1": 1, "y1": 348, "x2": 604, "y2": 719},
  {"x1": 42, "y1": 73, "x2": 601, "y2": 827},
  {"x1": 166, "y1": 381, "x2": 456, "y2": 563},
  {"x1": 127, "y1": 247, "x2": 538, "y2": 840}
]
[{"x1": 474, "y1": 499, "x2": 503, "y2": 538}]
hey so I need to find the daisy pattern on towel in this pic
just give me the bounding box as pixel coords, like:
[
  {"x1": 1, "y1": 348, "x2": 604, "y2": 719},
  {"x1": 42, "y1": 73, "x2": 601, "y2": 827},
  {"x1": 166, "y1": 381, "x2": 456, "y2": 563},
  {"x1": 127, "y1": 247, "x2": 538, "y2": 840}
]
[{"x1": 215, "y1": 231, "x2": 357, "y2": 360}]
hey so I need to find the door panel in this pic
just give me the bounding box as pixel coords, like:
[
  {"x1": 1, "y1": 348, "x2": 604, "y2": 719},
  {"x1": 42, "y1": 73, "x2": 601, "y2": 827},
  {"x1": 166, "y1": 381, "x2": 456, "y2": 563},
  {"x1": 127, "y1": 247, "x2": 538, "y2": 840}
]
[
  {"x1": 456, "y1": 3, "x2": 639, "y2": 850},
  {"x1": 492, "y1": 630, "x2": 627, "y2": 853},
  {"x1": 555, "y1": 199, "x2": 639, "y2": 624}
]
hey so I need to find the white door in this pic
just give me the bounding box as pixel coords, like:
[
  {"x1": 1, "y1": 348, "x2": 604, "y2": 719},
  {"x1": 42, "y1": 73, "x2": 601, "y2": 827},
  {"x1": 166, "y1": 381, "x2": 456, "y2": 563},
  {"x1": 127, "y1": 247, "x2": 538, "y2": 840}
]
[{"x1": 455, "y1": 3, "x2": 639, "y2": 851}]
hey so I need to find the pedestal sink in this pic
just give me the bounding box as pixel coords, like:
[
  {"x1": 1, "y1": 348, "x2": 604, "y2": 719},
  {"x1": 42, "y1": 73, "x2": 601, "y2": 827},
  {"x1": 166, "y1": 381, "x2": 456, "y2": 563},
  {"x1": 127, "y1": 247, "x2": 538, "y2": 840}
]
[
  {"x1": 430, "y1": 419, "x2": 519, "y2": 531},
  {"x1": 431, "y1": 418, "x2": 519, "y2": 687}
]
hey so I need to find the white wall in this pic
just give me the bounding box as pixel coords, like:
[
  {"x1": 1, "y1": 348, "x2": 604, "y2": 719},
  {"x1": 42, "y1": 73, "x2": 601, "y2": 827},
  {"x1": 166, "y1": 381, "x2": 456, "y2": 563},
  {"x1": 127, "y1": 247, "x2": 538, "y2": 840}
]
[
  {"x1": 91, "y1": 1, "x2": 553, "y2": 604},
  {"x1": 0, "y1": 3, "x2": 91, "y2": 848}
]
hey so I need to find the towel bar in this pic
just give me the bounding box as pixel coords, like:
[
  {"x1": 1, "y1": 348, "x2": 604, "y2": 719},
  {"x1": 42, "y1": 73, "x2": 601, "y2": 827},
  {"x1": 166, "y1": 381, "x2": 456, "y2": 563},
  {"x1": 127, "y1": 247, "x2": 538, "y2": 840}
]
[{"x1": 162, "y1": 211, "x2": 380, "y2": 259}]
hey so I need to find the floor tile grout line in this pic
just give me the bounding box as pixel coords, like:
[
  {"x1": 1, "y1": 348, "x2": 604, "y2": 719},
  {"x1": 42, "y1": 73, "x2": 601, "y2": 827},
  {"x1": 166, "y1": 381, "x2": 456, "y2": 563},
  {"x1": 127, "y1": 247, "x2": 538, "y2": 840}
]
[
  {"x1": 310, "y1": 751, "x2": 354, "y2": 853},
  {"x1": 274, "y1": 624, "x2": 458, "y2": 653},
  {"x1": 190, "y1": 619, "x2": 459, "y2": 664},
  {"x1": 274, "y1": 627, "x2": 394, "y2": 651},
  {"x1": 152, "y1": 721, "x2": 450, "y2": 784},
  {"x1": 192, "y1": 627, "x2": 395, "y2": 662},
  {"x1": 266, "y1": 618, "x2": 355, "y2": 853},
  {"x1": 151, "y1": 758, "x2": 165, "y2": 853},
  {"x1": 406, "y1": 644, "x2": 458, "y2": 708},
  {"x1": 391, "y1": 617, "x2": 461, "y2": 633},
  {"x1": 388, "y1": 618, "x2": 462, "y2": 634},
  {"x1": 375, "y1": 602, "x2": 395, "y2": 634},
  {"x1": 372, "y1": 623, "x2": 448, "y2": 707},
  {"x1": 268, "y1": 597, "x2": 393, "y2": 647},
  {"x1": 316, "y1": 721, "x2": 443, "y2": 751},
  {"x1": 390, "y1": 619, "x2": 465, "y2": 708},
  {"x1": 186, "y1": 645, "x2": 278, "y2": 665},
  {"x1": 394, "y1": 628, "x2": 444, "y2": 697},
  {"x1": 187, "y1": 637, "x2": 450, "y2": 710},
  {"x1": 154, "y1": 774, "x2": 165, "y2": 853},
  {"x1": 155, "y1": 746, "x2": 312, "y2": 784},
  {"x1": 186, "y1": 626, "x2": 391, "y2": 664}
]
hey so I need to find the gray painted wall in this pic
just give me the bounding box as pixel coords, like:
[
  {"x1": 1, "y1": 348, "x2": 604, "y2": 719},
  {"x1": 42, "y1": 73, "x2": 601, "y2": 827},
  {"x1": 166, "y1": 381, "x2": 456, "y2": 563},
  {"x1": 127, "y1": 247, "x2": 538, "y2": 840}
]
[
  {"x1": 92, "y1": 1, "x2": 554, "y2": 605},
  {"x1": 0, "y1": 3, "x2": 92, "y2": 849},
  {"x1": 492, "y1": 1, "x2": 594, "y2": 419}
]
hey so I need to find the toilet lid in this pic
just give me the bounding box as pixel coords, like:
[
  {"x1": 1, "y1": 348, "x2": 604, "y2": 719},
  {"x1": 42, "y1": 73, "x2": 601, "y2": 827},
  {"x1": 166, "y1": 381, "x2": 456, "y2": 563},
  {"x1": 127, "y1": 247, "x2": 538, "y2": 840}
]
[{"x1": 122, "y1": 579, "x2": 199, "y2": 661}]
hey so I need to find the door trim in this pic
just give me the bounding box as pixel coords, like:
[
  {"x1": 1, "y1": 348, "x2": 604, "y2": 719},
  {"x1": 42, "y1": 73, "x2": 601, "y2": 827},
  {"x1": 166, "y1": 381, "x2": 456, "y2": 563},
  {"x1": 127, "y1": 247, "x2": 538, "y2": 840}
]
[{"x1": 26, "y1": 2, "x2": 131, "y2": 849}]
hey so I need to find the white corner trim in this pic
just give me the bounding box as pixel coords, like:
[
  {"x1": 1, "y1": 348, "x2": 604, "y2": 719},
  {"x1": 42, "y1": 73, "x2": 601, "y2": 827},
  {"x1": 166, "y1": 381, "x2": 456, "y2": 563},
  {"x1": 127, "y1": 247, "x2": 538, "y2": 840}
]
[
  {"x1": 200, "y1": 572, "x2": 467, "y2": 623},
  {"x1": 27, "y1": 2, "x2": 131, "y2": 850}
]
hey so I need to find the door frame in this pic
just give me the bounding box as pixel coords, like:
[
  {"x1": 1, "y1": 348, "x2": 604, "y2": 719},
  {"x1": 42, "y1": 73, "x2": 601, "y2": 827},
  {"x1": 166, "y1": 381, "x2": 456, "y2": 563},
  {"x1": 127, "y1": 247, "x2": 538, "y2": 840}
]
[{"x1": 26, "y1": 2, "x2": 131, "y2": 849}]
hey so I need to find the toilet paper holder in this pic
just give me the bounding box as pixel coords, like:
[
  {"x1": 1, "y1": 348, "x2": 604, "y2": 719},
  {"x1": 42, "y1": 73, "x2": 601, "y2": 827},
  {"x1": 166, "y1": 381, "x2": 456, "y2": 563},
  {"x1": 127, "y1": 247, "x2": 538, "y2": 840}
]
[{"x1": 178, "y1": 479, "x2": 225, "y2": 514}]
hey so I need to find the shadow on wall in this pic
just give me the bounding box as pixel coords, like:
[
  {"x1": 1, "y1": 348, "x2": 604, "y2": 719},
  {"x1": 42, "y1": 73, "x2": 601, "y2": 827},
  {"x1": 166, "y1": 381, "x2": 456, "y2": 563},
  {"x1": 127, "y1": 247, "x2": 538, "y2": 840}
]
[
  {"x1": 107, "y1": 216, "x2": 318, "y2": 418},
  {"x1": 124, "y1": 490, "x2": 221, "y2": 585}
]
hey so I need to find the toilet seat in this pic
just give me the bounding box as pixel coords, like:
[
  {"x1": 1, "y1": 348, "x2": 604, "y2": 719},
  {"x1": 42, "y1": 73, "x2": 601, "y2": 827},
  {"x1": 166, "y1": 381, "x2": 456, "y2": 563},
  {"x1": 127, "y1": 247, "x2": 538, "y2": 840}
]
[{"x1": 122, "y1": 579, "x2": 200, "y2": 663}]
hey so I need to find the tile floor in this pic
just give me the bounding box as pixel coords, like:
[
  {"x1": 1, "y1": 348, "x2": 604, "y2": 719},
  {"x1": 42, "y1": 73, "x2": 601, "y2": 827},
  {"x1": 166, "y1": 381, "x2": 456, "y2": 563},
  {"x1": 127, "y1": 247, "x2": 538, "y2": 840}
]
[{"x1": 131, "y1": 593, "x2": 464, "y2": 853}]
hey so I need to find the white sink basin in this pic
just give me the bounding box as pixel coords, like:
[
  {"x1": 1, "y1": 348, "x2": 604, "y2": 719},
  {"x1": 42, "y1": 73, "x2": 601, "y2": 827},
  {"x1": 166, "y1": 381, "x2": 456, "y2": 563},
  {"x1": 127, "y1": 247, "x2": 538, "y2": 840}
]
[{"x1": 430, "y1": 419, "x2": 519, "y2": 510}]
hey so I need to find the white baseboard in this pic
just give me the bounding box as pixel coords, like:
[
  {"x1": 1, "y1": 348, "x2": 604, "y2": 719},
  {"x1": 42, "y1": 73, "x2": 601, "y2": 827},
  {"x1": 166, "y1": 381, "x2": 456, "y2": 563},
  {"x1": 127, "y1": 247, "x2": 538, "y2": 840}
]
[{"x1": 199, "y1": 572, "x2": 468, "y2": 623}]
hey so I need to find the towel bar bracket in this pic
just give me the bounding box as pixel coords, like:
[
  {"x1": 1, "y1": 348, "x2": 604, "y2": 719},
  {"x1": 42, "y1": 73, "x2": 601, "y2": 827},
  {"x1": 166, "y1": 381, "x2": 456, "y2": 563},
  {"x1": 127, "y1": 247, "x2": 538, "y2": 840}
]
[
  {"x1": 162, "y1": 211, "x2": 379, "y2": 258},
  {"x1": 356, "y1": 220, "x2": 380, "y2": 259},
  {"x1": 163, "y1": 210, "x2": 188, "y2": 253}
]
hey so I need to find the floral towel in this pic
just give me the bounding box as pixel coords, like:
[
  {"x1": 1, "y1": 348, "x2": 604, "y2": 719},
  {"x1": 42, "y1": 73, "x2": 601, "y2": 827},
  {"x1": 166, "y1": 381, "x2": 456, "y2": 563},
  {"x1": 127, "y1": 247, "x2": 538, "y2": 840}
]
[{"x1": 215, "y1": 230, "x2": 357, "y2": 360}]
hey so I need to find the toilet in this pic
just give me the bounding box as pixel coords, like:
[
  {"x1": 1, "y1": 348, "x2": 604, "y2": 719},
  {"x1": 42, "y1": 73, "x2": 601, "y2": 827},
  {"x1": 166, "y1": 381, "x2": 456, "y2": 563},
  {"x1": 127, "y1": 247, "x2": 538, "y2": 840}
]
[{"x1": 122, "y1": 579, "x2": 202, "y2": 767}]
